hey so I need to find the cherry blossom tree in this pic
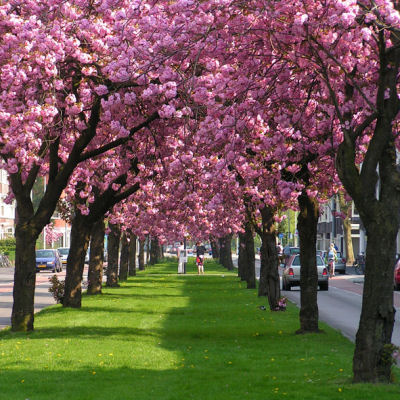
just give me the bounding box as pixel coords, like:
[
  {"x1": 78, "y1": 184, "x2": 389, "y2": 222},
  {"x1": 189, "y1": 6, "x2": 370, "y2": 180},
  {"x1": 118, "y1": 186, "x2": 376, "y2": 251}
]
[
  {"x1": 0, "y1": 0, "x2": 221, "y2": 330},
  {"x1": 266, "y1": 0, "x2": 400, "y2": 382}
]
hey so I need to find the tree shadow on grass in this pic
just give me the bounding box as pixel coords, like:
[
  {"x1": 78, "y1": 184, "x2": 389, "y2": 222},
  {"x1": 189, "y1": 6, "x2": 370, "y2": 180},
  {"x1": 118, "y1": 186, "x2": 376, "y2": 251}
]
[{"x1": 0, "y1": 260, "x2": 377, "y2": 400}]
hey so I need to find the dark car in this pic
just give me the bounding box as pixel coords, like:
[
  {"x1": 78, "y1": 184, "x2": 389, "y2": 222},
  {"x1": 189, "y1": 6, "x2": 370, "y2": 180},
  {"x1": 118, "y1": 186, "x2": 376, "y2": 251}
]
[
  {"x1": 35, "y1": 249, "x2": 62, "y2": 273},
  {"x1": 282, "y1": 254, "x2": 329, "y2": 291},
  {"x1": 394, "y1": 259, "x2": 400, "y2": 290}
]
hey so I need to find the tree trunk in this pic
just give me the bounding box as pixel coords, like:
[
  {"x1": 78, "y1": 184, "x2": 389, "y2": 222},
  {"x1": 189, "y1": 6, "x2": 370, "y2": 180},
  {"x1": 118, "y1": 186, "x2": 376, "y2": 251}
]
[
  {"x1": 11, "y1": 224, "x2": 38, "y2": 331},
  {"x1": 146, "y1": 236, "x2": 151, "y2": 264},
  {"x1": 150, "y1": 237, "x2": 160, "y2": 265},
  {"x1": 119, "y1": 232, "x2": 129, "y2": 281},
  {"x1": 257, "y1": 206, "x2": 280, "y2": 310},
  {"x1": 138, "y1": 238, "x2": 145, "y2": 270},
  {"x1": 219, "y1": 234, "x2": 234, "y2": 270},
  {"x1": 336, "y1": 107, "x2": 400, "y2": 381},
  {"x1": 128, "y1": 234, "x2": 137, "y2": 276},
  {"x1": 238, "y1": 233, "x2": 246, "y2": 281},
  {"x1": 106, "y1": 223, "x2": 120, "y2": 287},
  {"x1": 296, "y1": 191, "x2": 321, "y2": 333},
  {"x1": 352, "y1": 224, "x2": 397, "y2": 382},
  {"x1": 338, "y1": 191, "x2": 355, "y2": 265},
  {"x1": 63, "y1": 213, "x2": 92, "y2": 308},
  {"x1": 238, "y1": 219, "x2": 256, "y2": 289},
  {"x1": 210, "y1": 237, "x2": 219, "y2": 259},
  {"x1": 87, "y1": 218, "x2": 105, "y2": 295}
]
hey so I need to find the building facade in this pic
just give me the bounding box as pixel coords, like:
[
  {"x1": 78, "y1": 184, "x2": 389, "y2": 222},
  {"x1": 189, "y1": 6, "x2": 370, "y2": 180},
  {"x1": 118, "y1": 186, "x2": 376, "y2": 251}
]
[{"x1": 0, "y1": 169, "x2": 15, "y2": 239}]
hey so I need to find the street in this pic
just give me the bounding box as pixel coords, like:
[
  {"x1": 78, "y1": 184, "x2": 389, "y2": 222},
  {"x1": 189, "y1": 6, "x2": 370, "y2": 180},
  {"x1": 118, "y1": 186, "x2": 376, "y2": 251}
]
[
  {"x1": 0, "y1": 268, "x2": 69, "y2": 330},
  {"x1": 235, "y1": 255, "x2": 400, "y2": 346}
]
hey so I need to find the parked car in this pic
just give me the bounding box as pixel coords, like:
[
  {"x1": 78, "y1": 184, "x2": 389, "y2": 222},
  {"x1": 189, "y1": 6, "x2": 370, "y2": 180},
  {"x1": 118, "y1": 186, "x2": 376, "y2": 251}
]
[
  {"x1": 282, "y1": 246, "x2": 300, "y2": 266},
  {"x1": 57, "y1": 247, "x2": 69, "y2": 267},
  {"x1": 35, "y1": 249, "x2": 62, "y2": 273},
  {"x1": 394, "y1": 259, "x2": 400, "y2": 290},
  {"x1": 333, "y1": 251, "x2": 346, "y2": 275},
  {"x1": 282, "y1": 254, "x2": 329, "y2": 291}
]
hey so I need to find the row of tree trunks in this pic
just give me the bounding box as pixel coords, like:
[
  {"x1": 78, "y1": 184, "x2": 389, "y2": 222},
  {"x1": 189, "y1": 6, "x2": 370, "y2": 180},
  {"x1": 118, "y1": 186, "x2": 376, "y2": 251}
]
[
  {"x1": 219, "y1": 234, "x2": 234, "y2": 270},
  {"x1": 256, "y1": 206, "x2": 280, "y2": 310}
]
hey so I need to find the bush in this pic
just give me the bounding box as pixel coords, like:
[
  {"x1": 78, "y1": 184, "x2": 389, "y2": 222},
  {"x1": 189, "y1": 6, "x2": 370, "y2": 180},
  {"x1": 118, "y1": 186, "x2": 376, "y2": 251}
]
[
  {"x1": 48, "y1": 275, "x2": 65, "y2": 304},
  {"x1": 0, "y1": 237, "x2": 16, "y2": 255}
]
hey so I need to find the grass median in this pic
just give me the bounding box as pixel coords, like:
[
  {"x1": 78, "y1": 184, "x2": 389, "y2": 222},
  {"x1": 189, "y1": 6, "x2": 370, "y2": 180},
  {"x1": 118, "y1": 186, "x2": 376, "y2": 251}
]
[{"x1": 0, "y1": 258, "x2": 399, "y2": 399}]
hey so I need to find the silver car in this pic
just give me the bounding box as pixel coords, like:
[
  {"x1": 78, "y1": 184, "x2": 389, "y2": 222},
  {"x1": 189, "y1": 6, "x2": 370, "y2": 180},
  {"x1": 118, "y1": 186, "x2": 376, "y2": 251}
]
[{"x1": 282, "y1": 254, "x2": 329, "y2": 291}]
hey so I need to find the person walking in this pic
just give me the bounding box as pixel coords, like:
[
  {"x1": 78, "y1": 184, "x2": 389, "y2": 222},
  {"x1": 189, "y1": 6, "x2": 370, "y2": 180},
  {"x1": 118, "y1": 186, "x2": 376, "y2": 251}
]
[
  {"x1": 328, "y1": 243, "x2": 337, "y2": 277},
  {"x1": 177, "y1": 242, "x2": 185, "y2": 274},
  {"x1": 195, "y1": 242, "x2": 206, "y2": 275}
]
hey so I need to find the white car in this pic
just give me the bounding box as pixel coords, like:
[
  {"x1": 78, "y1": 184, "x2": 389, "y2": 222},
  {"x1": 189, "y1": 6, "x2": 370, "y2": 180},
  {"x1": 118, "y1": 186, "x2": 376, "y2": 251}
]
[
  {"x1": 57, "y1": 247, "x2": 70, "y2": 268},
  {"x1": 282, "y1": 254, "x2": 329, "y2": 291}
]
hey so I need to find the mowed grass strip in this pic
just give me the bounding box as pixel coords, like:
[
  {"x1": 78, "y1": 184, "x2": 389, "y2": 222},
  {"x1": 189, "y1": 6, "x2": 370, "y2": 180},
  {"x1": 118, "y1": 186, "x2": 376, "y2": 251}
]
[{"x1": 0, "y1": 258, "x2": 399, "y2": 400}]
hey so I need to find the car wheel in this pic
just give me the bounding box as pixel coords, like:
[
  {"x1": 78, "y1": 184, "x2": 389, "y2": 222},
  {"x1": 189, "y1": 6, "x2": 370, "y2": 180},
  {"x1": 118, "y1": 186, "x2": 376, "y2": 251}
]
[
  {"x1": 319, "y1": 282, "x2": 329, "y2": 291},
  {"x1": 283, "y1": 279, "x2": 291, "y2": 291}
]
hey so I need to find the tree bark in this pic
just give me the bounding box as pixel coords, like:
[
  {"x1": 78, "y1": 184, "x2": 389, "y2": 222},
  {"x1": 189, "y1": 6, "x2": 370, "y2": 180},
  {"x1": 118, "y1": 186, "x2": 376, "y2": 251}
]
[
  {"x1": 11, "y1": 223, "x2": 38, "y2": 331},
  {"x1": 296, "y1": 190, "x2": 321, "y2": 333},
  {"x1": 219, "y1": 234, "x2": 234, "y2": 270},
  {"x1": 128, "y1": 234, "x2": 137, "y2": 276},
  {"x1": 106, "y1": 223, "x2": 120, "y2": 287},
  {"x1": 87, "y1": 218, "x2": 105, "y2": 295},
  {"x1": 63, "y1": 212, "x2": 92, "y2": 307},
  {"x1": 146, "y1": 235, "x2": 151, "y2": 264},
  {"x1": 338, "y1": 191, "x2": 355, "y2": 265},
  {"x1": 138, "y1": 238, "x2": 145, "y2": 270},
  {"x1": 238, "y1": 219, "x2": 256, "y2": 289},
  {"x1": 237, "y1": 233, "x2": 246, "y2": 281},
  {"x1": 119, "y1": 232, "x2": 129, "y2": 281},
  {"x1": 336, "y1": 105, "x2": 400, "y2": 382},
  {"x1": 210, "y1": 237, "x2": 219, "y2": 259},
  {"x1": 257, "y1": 206, "x2": 280, "y2": 310},
  {"x1": 150, "y1": 237, "x2": 160, "y2": 265}
]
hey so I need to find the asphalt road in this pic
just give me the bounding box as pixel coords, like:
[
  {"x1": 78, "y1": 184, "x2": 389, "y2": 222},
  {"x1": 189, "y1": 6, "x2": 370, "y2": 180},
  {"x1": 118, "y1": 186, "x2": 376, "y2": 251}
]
[
  {"x1": 284, "y1": 274, "x2": 400, "y2": 346},
  {"x1": 0, "y1": 268, "x2": 68, "y2": 330}
]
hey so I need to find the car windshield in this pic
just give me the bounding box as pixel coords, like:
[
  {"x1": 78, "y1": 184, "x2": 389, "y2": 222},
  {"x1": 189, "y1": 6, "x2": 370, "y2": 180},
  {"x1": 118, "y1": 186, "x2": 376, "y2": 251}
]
[
  {"x1": 36, "y1": 250, "x2": 55, "y2": 258},
  {"x1": 58, "y1": 248, "x2": 69, "y2": 255},
  {"x1": 292, "y1": 255, "x2": 325, "y2": 267}
]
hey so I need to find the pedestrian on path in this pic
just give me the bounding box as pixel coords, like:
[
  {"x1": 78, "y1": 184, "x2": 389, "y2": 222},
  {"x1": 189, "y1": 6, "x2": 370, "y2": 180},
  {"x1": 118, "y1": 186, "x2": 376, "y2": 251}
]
[
  {"x1": 177, "y1": 242, "x2": 185, "y2": 274},
  {"x1": 328, "y1": 243, "x2": 337, "y2": 276},
  {"x1": 195, "y1": 242, "x2": 206, "y2": 274}
]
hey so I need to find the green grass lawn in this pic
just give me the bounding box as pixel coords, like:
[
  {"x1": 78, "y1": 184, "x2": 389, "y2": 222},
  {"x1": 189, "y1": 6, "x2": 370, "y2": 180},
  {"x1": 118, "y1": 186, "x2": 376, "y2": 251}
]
[{"x1": 0, "y1": 258, "x2": 399, "y2": 399}]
